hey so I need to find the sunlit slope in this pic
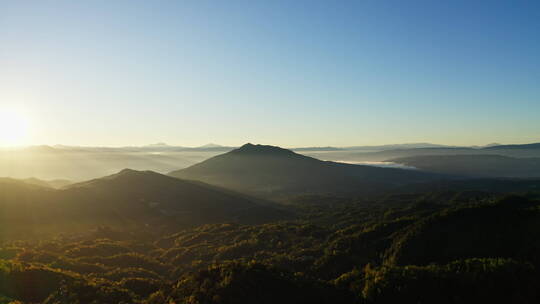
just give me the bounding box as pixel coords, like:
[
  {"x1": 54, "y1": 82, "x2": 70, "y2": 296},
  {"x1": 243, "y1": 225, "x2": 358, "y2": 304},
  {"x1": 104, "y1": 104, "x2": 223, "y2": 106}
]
[
  {"x1": 0, "y1": 170, "x2": 288, "y2": 240},
  {"x1": 169, "y1": 143, "x2": 445, "y2": 197}
]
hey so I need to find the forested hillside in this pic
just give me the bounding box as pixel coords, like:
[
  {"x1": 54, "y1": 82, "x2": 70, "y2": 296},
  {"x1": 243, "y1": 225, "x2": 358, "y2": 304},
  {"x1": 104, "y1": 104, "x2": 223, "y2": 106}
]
[
  {"x1": 0, "y1": 169, "x2": 289, "y2": 240},
  {"x1": 1, "y1": 190, "x2": 539, "y2": 303}
]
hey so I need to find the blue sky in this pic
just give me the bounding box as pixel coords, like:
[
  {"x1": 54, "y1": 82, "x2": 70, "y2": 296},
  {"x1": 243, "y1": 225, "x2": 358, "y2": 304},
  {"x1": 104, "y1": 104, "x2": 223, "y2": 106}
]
[{"x1": 1, "y1": 0, "x2": 539, "y2": 147}]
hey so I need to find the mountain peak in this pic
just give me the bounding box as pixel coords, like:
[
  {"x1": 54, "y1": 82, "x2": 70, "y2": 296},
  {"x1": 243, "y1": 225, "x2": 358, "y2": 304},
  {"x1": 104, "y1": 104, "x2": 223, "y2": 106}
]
[
  {"x1": 232, "y1": 143, "x2": 296, "y2": 156},
  {"x1": 66, "y1": 169, "x2": 182, "y2": 191},
  {"x1": 113, "y1": 168, "x2": 161, "y2": 179},
  {"x1": 66, "y1": 169, "x2": 164, "y2": 188},
  {"x1": 117, "y1": 168, "x2": 141, "y2": 175},
  {"x1": 170, "y1": 143, "x2": 440, "y2": 198}
]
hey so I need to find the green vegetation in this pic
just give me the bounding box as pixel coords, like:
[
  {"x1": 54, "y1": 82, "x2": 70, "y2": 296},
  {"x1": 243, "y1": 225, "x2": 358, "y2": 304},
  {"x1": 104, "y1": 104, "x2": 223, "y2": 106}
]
[
  {"x1": 1, "y1": 190, "x2": 540, "y2": 303},
  {"x1": 0, "y1": 170, "x2": 289, "y2": 240},
  {"x1": 2, "y1": 145, "x2": 540, "y2": 303}
]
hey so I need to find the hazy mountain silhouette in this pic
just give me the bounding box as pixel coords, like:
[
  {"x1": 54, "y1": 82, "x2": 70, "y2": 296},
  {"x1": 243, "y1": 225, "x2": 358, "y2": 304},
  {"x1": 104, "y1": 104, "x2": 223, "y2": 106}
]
[
  {"x1": 5, "y1": 142, "x2": 539, "y2": 182},
  {"x1": 0, "y1": 169, "x2": 288, "y2": 240},
  {"x1": 169, "y1": 143, "x2": 445, "y2": 198},
  {"x1": 482, "y1": 142, "x2": 502, "y2": 147},
  {"x1": 390, "y1": 155, "x2": 540, "y2": 178},
  {"x1": 19, "y1": 177, "x2": 72, "y2": 189},
  {"x1": 483, "y1": 142, "x2": 540, "y2": 150},
  {"x1": 0, "y1": 145, "x2": 217, "y2": 180},
  {"x1": 306, "y1": 144, "x2": 540, "y2": 163},
  {"x1": 199, "y1": 143, "x2": 225, "y2": 148},
  {"x1": 292, "y1": 146, "x2": 344, "y2": 151},
  {"x1": 343, "y1": 143, "x2": 453, "y2": 151}
]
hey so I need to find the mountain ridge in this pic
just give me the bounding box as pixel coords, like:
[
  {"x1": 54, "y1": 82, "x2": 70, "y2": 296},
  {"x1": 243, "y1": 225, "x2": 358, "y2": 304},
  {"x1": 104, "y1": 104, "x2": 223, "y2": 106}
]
[
  {"x1": 483, "y1": 142, "x2": 540, "y2": 150},
  {"x1": 390, "y1": 154, "x2": 540, "y2": 178},
  {"x1": 169, "y1": 143, "x2": 446, "y2": 198},
  {"x1": 0, "y1": 169, "x2": 290, "y2": 240}
]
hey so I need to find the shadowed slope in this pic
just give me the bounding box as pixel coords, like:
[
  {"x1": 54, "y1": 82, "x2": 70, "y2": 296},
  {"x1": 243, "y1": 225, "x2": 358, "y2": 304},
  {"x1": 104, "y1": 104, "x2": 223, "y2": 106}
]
[
  {"x1": 390, "y1": 154, "x2": 540, "y2": 178},
  {"x1": 385, "y1": 196, "x2": 540, "y2": 266},
  {"x1": 0, "y1": 169, "x2": 289, "y2": 240},
  {"x1": 169, "y1": 143, "x2": 445, "y2": 198}
]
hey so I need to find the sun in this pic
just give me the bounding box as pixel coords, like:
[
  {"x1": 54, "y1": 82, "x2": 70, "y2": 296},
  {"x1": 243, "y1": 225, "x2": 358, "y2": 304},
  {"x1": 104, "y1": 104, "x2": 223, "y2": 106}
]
[{"x1": 0, "y1": 109, "x2": 31, "y2": 147}]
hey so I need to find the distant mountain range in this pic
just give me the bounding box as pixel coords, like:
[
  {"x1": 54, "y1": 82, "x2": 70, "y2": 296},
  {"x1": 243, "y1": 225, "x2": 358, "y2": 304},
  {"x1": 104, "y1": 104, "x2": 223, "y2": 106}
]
[
  {"x1": 1, "y1": 141, "x2": 539, "y2": 181},
  {"x1": 9, "y1": 141, "x2": 540, "y2": 155},
  {"x1": 0, "y1": 145, "x2": 219, "y2": 180},
  {"x1": 341, "y1": 143, "x2": 455, "y2": 151},
  {"x1": 292, "y1": 147, "x2": 344, "y2": 152},
  {"x1": 483, "y1": 142, "x2": 540, "y2": 150},
  {"x1": 389, "y1": 155, "x2": 540, "y2": 178},
  {"x1": 18, "y1": 177, "x2": 72, "y2": 189},
  {"x1": 16, "y1": 141, "x2": 540, "y2": 154},
  {"x1": 305, "y1": 143, "x2": 540, "y2": 163},
  {"x1": 52, "y1": 143, "x2": 236, "y2": 152},
  {"x1": 169, "y1": 143, "x2": 446, "y2": 198},
  {"x1": 292, "y1": 142, "x2": 504, "y2": 152},
  {"x1": 0, "y1": 177, "x2": 72, "y2": 189}
]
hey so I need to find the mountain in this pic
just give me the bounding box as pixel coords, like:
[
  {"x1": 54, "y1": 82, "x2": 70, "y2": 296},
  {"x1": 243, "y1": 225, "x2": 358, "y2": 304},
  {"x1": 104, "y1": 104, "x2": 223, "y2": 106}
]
[
  {"x1": 20, "y1": 177, "x2": 72, "y2": 189},
  {"x1": 62, "y1": 169, "x2": 287, "y2": 224},
  {"x1": 482, "y1": 142, "x2": 502, "y2": 147},
  {"x1": 0, "y1": 169, "x2": 289, "y2": 240},
  {"x1": 483, "y1": 142, "x2": 540, "y2": 150},
  {"x1": 303, "y1": 144, "x2": 540, "y2": 163},
  {"x1": 390, "y1": 154, "x2": 540, "y2": 178},
  {"x1": 301, "y1": 147, "x2": 481, "y2": 163},
  {"x1": 169, "y1": 143, "x2": 446, "y2": 198},
  {"x1": 292, "y1": 147, "x2": 343, "y2": 152},
  {"x1": 343, "y1": 143, "x2": 453, "y2": 151}
]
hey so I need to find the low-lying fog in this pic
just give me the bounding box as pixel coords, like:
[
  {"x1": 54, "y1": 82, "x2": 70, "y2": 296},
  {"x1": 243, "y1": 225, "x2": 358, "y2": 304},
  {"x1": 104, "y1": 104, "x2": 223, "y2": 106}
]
[
  {"x1": 4, "y1": 145, "x2": 538, "y2": 182},
  {"x1": 0, "y1": 148, "x2": 224, "y2": 182},
  {"x1": 0, "y1": 146, "x2": 422, "y2": 184},
  {"x1": 332, "y1": 160, "x2": 417, "y2": 170}
]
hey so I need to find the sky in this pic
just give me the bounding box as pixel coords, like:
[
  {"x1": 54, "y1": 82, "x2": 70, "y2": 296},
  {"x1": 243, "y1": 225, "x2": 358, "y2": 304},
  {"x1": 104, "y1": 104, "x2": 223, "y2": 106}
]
[{"x1": 1, "y1": 0, "x2": 539, "y2": 147}]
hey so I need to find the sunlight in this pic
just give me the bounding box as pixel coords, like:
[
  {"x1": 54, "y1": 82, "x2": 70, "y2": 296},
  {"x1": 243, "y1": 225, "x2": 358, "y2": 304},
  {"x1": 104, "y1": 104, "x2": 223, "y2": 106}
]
[{"x1": 0, "y1": 109, "x2": 30, "y2": 147}]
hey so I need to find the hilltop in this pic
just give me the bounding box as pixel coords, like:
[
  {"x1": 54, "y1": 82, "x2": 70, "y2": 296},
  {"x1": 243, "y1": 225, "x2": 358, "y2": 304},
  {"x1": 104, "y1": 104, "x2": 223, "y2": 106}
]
[
  {"x1": 0, "y1": 169, "x2": 289, "y2": 240},
  {"x1": 169, "y1": 143, "x2": 445, "y2": 198}
]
